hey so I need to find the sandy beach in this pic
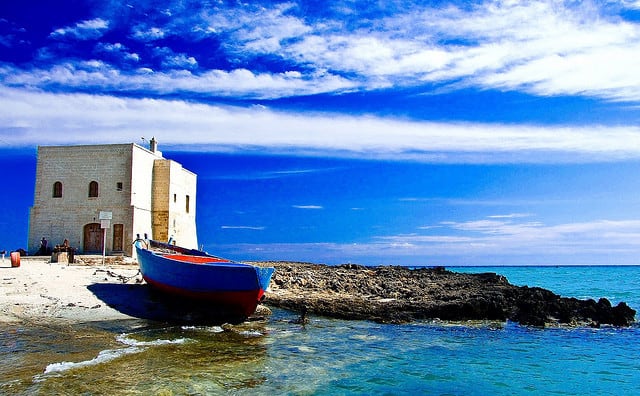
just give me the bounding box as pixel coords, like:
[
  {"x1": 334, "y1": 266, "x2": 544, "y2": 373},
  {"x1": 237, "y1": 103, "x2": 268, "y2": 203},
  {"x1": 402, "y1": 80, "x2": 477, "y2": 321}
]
[
  {"x1": 1, "y1": 256, "x2": 275, "y2": 325},
  {"x1": 0, "y1": 256, "x2": 144, "y2": 324}
]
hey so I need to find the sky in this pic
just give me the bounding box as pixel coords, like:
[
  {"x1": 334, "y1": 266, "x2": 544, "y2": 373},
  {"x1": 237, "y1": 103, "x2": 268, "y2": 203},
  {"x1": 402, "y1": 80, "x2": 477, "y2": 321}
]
[{"x1": 2, "y1": 0, "x2": 640, "y2": 265}]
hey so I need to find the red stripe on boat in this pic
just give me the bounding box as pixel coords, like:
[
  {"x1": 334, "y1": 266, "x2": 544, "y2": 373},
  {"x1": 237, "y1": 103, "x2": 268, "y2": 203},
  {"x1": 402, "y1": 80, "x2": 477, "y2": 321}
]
[
  {"x1": 144, "y1": 276, "x2": 265, "y2": 317},
  {"x1": 163, "y1": 254, "x2": 232, "y2": 263}
]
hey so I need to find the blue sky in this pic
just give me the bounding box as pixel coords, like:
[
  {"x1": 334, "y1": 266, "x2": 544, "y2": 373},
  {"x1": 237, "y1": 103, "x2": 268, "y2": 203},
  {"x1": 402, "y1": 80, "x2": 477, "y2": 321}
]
[{"x1": 2, "y1": 0, "x2": 640, "y2": 265}]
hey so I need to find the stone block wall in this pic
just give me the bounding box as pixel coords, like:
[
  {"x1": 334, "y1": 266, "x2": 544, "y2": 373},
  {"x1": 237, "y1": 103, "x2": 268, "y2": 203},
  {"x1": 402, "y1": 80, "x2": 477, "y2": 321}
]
[{"x1": 28, "y1": 142, "x2": 198, "y2": 257}]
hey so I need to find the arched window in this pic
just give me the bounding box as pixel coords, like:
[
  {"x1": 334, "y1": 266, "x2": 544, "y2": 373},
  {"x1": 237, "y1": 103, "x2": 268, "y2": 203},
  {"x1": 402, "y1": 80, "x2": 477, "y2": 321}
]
[
  {"x1": 186, "y1": 195, "x2": 190, "y2": 213},
  {"x1": 52, "y1": 181, "x2": 62, "y2": 198},
  {"x1": 89, "y1": 181, "x2": 99, "y2": 198}
]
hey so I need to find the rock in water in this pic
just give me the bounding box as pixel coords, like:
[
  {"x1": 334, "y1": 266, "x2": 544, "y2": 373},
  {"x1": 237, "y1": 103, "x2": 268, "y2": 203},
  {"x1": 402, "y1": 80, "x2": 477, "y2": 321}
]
[{"x1": 258, "y1": 262, "x2": 636, "y2": 327}]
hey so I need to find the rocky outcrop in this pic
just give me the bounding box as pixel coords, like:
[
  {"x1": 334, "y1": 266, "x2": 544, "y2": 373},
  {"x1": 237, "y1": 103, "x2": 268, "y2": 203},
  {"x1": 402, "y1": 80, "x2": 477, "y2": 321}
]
[{"x1": 258, "y1": 262, "x2": 636, "y2": 327}]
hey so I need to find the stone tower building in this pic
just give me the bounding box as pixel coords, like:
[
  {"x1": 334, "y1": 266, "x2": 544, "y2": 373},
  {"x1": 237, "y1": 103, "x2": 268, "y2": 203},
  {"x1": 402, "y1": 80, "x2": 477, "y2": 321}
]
[{"x1": 28, "y1": 140, "x2": 198, "y2": 257}]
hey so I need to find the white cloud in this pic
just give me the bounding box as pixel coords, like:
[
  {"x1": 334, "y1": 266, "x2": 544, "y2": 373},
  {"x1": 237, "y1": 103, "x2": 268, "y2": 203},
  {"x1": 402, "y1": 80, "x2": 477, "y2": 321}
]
[
  {"x1": 2, "y1": 86, "x2": 640, "y2": 163},
  {"x1": 208, "y1": 167, "x2": 333, "y2": 181},
  {"x1": 487, "y1": 213, "x2": 533, "y2": 219},
  {"x1": 7, "y1": 2, "x2": 640, "y2": 102},
  {"x1": 96, "y1": 42, "x2": 140, "y2": 63},
  {"x1": 0, "y1": 63, "x2": 355, "y2": 99},
  {"x1": 208, "y1": 0, "x2": 640, "y2": 101},
  {"x1": 292, "y1": 205, "x2": 324, "y2": 210},
  {"x1": 153, "y1": 47, "x2": 198, "y2": 70},
  {"x1": 372, "y1": 218, "x2": 640, "y2": 257},
  {"x1": 202, "y1": 2, "x2": 311, "y2": 54},
  {"x1": 50, "y1": 18, "x2": 109, "y2": 40},
  {"x1": 214, "y1": 217, "x2": 640, "y2": 264},
  {"x1": 620, "y1": 0, "x2": 640, "y2": 10},
  {"x1": 132, "y1": 26, "x2": 165, "y2": 41},
  {"x1": 221, "y1": 226, "x2": 265, "y2": 230},
  {"x1": 421, "y1": 2, "x2": 640, "y2": 101}
]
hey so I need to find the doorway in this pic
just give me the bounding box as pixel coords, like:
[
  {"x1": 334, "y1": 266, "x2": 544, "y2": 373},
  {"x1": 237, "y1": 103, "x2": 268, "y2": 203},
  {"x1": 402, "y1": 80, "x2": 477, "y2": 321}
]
[
  {"x1": 113, "y1": 224, "x2": 124, "y2": 252},
  {"x1": 83, "y1": 223, "x2": 103, "y2": 253}
]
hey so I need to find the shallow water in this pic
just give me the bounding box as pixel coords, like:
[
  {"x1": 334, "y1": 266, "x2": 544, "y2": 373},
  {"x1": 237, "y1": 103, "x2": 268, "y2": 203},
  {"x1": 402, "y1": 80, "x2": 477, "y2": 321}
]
[{"x1": 2, "y1": 266, "x2": 640, "y2": 395}]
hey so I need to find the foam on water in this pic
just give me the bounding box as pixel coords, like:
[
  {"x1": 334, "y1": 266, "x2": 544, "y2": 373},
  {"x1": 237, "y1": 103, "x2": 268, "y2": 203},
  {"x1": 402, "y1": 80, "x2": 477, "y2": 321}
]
[
  {"x1": 181, "y1": 325, "x2": 224, "y2": 333},
  {"x1": 116, "y1": 333, "x2": 190, "y2": 347},
  {"x1": 238, "y1": 329, "x2": 264, "y2": 337},
  {"x1": 40, "y1": 333, "x2": 191, "y2": 376},
  {"x1": 42, "y1": 346, "x2": 142, "y2": 375}
]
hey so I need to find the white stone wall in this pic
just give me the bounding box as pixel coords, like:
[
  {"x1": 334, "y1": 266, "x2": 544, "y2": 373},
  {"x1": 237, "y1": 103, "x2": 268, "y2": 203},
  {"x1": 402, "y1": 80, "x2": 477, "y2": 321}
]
[
  {"x1": 28, "y1": 143, "x2": 198, "y2": 257},
  {"x1": 165, "y1": 160, "x2": 197, "y2": 249},
  {"x1": 130, "y1": 144, "x2": 159, "y2": 246},
  {"x1": 149, "y1": 159, "x2": 198, "y2": 249},
  {"x1": 29, "y1": 144, "x2": 135, "y2": 254}
]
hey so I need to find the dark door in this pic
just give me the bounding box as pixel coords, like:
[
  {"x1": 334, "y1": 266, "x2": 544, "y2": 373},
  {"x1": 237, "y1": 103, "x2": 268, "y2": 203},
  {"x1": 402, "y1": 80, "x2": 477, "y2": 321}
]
[
  {"x1": 83, "y1": 223, "x2": 103, "y2": 253},
  {"x1": 113, "y1": 224, "x2": 124, "y2": 252}
]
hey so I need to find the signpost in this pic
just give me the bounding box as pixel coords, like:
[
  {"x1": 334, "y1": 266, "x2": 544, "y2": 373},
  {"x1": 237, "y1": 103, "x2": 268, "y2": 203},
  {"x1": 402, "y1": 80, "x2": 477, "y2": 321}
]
[{"x1": 99, "y1": 211, "x2": 112, "y2": 265}]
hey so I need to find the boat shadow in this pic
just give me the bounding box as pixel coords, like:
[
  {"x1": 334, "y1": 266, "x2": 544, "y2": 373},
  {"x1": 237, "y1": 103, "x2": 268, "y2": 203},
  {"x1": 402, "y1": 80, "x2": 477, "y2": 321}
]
[{"x1": 87, "y1": 283, "x2": 249, "y2": 325}]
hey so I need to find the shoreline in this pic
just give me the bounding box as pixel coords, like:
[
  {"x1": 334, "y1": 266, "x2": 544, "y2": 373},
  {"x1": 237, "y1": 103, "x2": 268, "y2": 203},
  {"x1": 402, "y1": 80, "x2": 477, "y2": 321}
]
[
  {"x1": 1, "y1": 258, "x2": 636, "y2": 328},
  {"x1": 260, "y1": 262, "x2": 637, "y2": 327}
]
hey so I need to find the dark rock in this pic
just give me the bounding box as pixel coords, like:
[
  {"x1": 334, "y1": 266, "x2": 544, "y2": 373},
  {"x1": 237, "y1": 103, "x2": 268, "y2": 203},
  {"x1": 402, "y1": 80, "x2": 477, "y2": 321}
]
[{"x1": 257, "y1": 262, "x2": 637, "y2": 327}]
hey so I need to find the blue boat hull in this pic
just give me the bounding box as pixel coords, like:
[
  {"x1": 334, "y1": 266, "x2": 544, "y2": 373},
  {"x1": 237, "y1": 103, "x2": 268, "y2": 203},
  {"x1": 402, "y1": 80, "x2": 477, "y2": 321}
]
[{"x1": 135, "y1": 241, "x2": 274, "y2": 317}]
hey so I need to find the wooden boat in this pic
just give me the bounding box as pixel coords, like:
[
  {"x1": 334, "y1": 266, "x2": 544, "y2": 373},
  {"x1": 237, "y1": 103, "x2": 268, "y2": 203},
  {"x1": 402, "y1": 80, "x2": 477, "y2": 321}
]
[{"x1": 134, "y1": 238, "x2": 275, "y2": 318}]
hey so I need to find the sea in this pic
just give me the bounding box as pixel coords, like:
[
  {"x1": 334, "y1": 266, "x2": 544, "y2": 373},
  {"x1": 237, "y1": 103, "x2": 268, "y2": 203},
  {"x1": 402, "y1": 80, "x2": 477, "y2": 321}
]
[{"x1": 2, "y1": 265, "x2": 639, "y2": 395}]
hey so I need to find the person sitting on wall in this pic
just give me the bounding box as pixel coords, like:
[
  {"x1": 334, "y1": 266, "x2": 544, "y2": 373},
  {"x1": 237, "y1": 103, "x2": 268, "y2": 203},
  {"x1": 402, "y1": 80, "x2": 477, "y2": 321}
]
[
  {"x1": 62, "y1": 239, "x2": 74, "y2": 264},
  {"x1": 53, "y1": 239, "x2": 75, "y2": 264}
]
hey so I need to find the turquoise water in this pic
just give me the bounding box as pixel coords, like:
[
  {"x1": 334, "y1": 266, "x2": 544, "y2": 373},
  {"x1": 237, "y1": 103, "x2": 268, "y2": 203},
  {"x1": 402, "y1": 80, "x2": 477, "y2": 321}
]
[
  {"x1": 453, "y1": 265, "x2": 640, "y2": 309},
  {"x1": 2, "y1": 266, "x2": 639, "y2": 395}
]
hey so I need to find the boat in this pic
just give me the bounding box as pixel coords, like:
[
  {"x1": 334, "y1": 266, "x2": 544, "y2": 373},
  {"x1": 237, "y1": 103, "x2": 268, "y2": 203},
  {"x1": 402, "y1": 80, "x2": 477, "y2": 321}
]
[{"x1": 134, "y1": 238, "x2": 275, "y2": 318}]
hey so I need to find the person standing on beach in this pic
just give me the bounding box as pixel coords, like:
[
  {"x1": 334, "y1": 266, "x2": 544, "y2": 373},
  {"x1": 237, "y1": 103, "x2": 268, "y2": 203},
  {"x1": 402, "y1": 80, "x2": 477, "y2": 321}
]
[{"x1": 38, "y1": 237, "x2": 48, "y2": 255}]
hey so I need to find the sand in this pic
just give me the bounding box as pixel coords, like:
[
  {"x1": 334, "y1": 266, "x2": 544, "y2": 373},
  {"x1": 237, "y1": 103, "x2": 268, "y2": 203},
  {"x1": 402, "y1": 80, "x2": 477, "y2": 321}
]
[
  {"x1": 1, "y1": 256, "x2": 272, "y2": 325},
  {"x1": 0, "y1": 256, "x2": 143, "y2": 324}
]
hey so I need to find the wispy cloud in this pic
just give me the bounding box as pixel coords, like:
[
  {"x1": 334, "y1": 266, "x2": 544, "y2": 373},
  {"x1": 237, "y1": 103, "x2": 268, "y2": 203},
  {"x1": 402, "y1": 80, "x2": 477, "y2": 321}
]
[
  {"x1": 50, "y1": 18, "x2": 109, "y2": 40},
  {"x1": 0, "y1": 63, "x2": 354, "y2": 99},
  {"x1": 3, "y1": 1, "x2": 640, "y2": 101},
  {"x1": 621, "y1": 0, "x2": 640, "y2": 10},
  {"x1": 95, "y1": 43, "x2": 140, "y2": 63},
  {"x1": 2, "y1": 86, "x2": 640, "y2": 163},
  {"x1": 487, "y1": 213, "x2": 533, "y2": 219},
  {"x1": 131, "y1": 26, "x2": 165, "y2": 41},
  {"x1": 2, "y1": 1, "x2": 640, "y2": 165},
  {"x1": 207, "y1": 167, "x2": 339, "y2": 181},
  {"x1": 224, "y1": 217, "x2": 640, "y2": 264},
  {"x1": 377, "y1": 218, "x2": 640, "y2": 257},
  {"x1": 220, "y1": 226, "x2": 265, "y2": 231},
  {"x1": 212, "y1": 215, "x2": 640, "y2": 264},
  {"x1": 292, "y1": 205, "x2": 324, "y2": 210}
]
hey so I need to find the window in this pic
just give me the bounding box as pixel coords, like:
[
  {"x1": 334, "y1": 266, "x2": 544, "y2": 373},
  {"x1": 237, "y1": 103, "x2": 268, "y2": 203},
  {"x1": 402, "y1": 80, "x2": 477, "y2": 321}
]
[
  {"x1": 173, "y1": 194, "x2": 177, "y2": 203},
  {"x1": 53, "y1": 181, "x2": 62, "y2": 198},
  {"x1": 89, "y1": 181, "x2": 99, "y2": 198},
  {"x1": 117, "y1": 182, "x2": 123, "y2": 191},
  {"x1": 186, "y1": 195, "x2": 190, "y2": 213}
]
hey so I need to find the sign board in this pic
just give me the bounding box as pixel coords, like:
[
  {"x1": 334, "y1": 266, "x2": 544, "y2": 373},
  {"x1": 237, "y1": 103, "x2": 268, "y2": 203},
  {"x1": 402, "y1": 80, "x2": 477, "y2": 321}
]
[
  {"x1": 101, "y1": 219, "x2": 111, "y2": 229},
  {"x1": 99, "y1": 211, "x2": 113, "y2": 220}
]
